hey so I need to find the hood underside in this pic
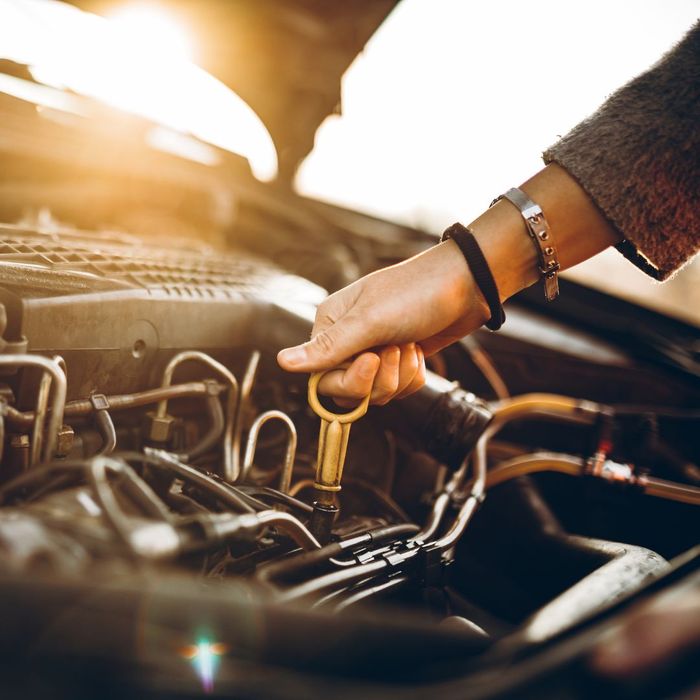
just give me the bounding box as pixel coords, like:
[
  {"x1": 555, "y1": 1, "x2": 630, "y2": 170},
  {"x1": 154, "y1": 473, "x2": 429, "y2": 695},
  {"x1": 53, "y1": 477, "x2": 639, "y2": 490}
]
[{"x1": 68, "y1": 0, "x2": 399, "y2": 181}]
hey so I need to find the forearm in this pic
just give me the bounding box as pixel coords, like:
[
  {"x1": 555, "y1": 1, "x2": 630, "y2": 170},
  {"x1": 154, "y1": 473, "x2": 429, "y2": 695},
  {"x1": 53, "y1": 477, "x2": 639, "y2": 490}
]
[{"x1": 467, "y1": 163, "x2": 623, "y2": 301}]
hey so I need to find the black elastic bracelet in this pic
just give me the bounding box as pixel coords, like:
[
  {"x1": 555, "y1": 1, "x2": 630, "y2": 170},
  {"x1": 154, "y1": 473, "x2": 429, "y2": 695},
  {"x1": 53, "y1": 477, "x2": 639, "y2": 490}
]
[{"x1": 441, "y1": 223, "x2": 505, "y2": 331}]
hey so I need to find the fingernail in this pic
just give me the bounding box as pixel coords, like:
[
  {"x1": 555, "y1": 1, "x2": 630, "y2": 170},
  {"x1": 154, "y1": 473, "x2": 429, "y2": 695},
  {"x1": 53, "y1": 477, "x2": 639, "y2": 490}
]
[{"x1": 278, "y1": 346, "x2": 306, "y2": 367}]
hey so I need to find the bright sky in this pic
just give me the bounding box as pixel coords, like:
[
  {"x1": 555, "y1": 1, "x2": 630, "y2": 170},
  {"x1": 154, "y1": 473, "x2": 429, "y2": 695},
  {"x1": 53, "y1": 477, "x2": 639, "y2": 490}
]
[{"x1": 296, "y1": 0, "x2": 700, "y2": 322}]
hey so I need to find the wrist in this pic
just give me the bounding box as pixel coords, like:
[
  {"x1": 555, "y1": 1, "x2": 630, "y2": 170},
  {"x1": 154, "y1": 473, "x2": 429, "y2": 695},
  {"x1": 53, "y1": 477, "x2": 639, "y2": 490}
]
[
  {"x1": 468, "y1": 199, "x2": 539, "y2": 301},
  {"x1": 520, "y1": 164, "x2": 622, "y2": 267},
  {"x1": 428, "y1": 239, "x2": 491, "y2": 325},
  {"x1": 468, "y1": 163, "x2": 622, "y2": 302}
]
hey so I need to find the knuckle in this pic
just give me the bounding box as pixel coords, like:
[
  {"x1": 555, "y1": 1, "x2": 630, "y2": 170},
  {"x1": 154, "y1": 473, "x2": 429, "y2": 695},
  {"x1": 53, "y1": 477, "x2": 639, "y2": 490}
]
[
  {"x1": 316, "y1": 299, "x2": 332, "y2": 321},
  {"x1": 313, "y1": 299, "x2": 327, "y2": 319},
  {"x1": 313, "y1": 330, "x2": 336, "y2": 357}
]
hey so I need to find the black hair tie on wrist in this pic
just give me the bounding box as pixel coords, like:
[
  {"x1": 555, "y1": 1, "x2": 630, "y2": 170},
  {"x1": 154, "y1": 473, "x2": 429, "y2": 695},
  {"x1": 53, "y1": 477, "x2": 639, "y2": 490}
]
[{"x1": 441, "y1": 222, "x2": 505, "y2": 331}]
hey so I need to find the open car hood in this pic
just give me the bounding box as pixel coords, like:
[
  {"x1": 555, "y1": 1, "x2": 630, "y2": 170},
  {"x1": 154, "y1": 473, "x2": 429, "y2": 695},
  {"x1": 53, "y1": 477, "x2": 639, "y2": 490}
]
[{"x1": 69, "y1": 0, "x2": 399, "y2": 181}]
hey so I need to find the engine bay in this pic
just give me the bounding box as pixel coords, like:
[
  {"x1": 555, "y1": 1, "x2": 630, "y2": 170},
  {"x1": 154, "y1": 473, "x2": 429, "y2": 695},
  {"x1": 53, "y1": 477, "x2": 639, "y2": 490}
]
[{"x1": 0, "y1": 224, "x2": 699, "y2": 699}]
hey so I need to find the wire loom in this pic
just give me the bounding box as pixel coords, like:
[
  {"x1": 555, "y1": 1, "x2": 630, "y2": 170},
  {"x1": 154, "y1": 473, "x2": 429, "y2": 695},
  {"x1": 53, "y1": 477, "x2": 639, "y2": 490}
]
[{"x1": 0, "y1": 348, "x2": 697, "y2": 612}]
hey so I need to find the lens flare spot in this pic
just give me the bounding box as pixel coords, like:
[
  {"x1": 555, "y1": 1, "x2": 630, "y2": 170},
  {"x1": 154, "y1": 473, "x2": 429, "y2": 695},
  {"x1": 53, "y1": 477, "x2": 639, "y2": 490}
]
[{"x1": 180, "y1": 639, "x2": 228, "y2": 693}]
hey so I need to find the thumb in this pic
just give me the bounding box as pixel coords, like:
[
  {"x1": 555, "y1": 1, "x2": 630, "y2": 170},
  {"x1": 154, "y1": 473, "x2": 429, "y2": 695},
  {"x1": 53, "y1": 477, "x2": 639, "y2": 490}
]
[{"x1": 277, "y1": 315, "x2": 370, "y2": 372}]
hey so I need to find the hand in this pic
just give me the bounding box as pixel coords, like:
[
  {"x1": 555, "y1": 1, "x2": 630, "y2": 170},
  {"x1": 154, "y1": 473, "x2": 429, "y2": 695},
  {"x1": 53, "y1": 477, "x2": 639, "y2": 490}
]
[
  {"x1": 277, "y1": 164, "x2": 622, "y2": 406},
  {"x1": 277, "y1": 240, "x2": 490, "y2": 404}
]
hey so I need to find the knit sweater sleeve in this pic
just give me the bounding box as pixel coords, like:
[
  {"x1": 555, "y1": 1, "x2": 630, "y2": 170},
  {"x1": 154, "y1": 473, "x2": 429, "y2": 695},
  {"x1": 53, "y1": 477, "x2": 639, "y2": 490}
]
[{"x1": 543, "y1": 21, "x2": 700, "y2": 280}]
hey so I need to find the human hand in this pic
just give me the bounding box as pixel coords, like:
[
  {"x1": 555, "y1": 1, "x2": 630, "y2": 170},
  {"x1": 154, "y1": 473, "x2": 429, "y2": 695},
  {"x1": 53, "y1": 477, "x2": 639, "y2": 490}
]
[
  {"x1": 277, "y1": 240, "x2": 490, "y2": 405},
  {"x1": 277, "y1": 165, "x2": 623, "y2": 405}
]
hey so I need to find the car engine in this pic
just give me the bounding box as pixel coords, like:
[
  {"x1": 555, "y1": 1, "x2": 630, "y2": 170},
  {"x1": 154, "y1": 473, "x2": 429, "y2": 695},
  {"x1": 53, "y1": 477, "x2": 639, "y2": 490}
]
[{"x1": 0, "y1": 222, "x2": 698, "y2": 699}]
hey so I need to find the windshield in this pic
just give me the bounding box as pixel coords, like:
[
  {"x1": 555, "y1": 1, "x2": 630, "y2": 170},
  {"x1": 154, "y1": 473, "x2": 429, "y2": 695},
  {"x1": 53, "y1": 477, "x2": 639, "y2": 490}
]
[
  {"x1": 0, "y1": 0, "x2": 277, "y2": 181},
  {"x1": 297, "y1": 0, "x2": 700, "y2": 325}
]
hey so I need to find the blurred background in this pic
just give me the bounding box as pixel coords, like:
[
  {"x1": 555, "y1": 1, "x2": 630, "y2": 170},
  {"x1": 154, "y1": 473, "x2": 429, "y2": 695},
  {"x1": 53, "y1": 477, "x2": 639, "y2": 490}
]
[{"x1": 1, "y1": 0, "x2": 698, "y2": 323}]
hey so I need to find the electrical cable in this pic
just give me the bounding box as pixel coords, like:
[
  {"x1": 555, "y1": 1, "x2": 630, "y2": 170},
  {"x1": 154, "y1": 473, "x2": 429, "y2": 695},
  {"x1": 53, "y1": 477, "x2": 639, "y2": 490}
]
[
  {"x1": 137, "y1": 448, "x2": 255, "y2": 514},
  {"x1": 276, "y1": 559, "x2": 388, "y2": 602},
  {"x1": 256, "y1": 523, "x2": 419, "y2": 585},
  {"x1": 86, "y1": 457, "x2": 140, "y2": 549},
  {"x1": 332, "y1": 575, "x2": 411, "y2": 612}
]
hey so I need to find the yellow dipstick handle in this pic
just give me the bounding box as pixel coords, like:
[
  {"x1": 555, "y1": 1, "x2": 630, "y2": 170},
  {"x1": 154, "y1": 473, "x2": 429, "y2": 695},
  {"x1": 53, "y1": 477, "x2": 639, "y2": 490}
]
[
  {"x1": 308, "y1": 371, "x2": 371, "y2": 494},
  {"x1": 307, "y1": 371, "x2": 371, "y2": 541}
]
